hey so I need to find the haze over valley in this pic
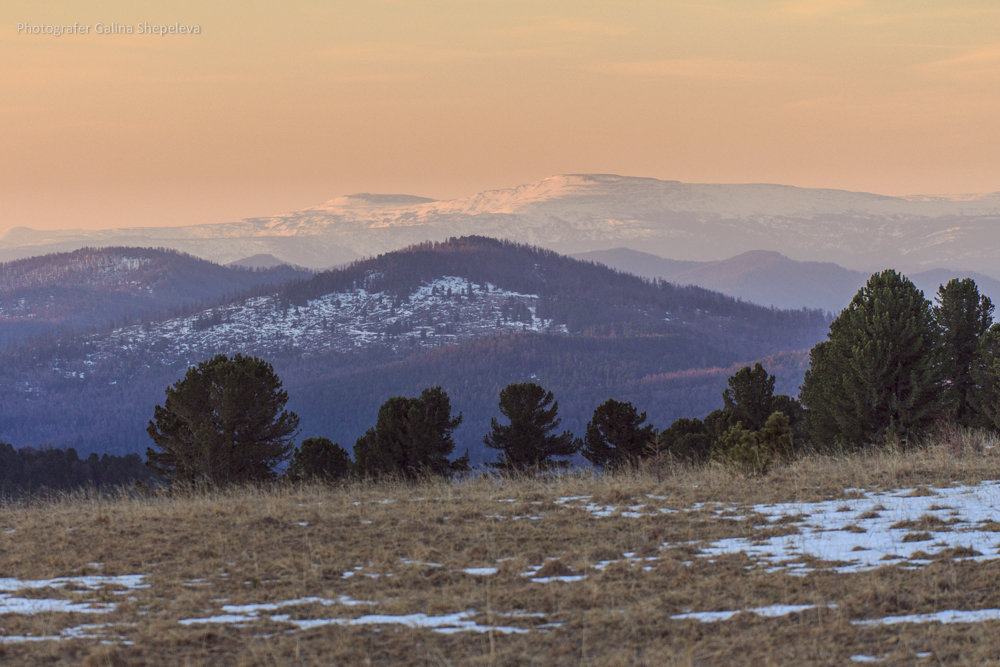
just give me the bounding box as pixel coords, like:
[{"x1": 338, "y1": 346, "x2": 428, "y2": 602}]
[{"x1": 5, "y1": 174, "x2": 1000, "y2": 277}]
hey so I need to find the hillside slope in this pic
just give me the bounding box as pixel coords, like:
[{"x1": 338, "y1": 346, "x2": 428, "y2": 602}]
[
  {"x1": 0, "y1": 237, "x2": 829, "y2": 460},
  {"x1": 0, "y1": 247, "x2": 309, "y2": 347}
]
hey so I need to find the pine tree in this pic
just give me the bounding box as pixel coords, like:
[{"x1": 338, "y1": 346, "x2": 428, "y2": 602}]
[
  {"x1": 146, "y1": 354, "x2": 299, "y2": 485},
  {"x1": 657, "y1": 417, "x2": 711, "y2": 464},
  {"x1": 933, "y1": 278, "x2": 994, "y2": 425},
  {"x1": 970, "y1": 324, "x2": 1000, "y2": 429},
  {"x1": 800, "y1": 270, "x2": 941, "y2": 448},
  {"x1": 711, "y1": 411, "x2": 792, "y2": 476},
  {"x1": 582, "y1": 398, "x2": 656, "y2": 469},
  {"x1": 353, "y1": 387, "x2": 466, "y2": 479},
  {"x1": 484, "y1": 382, "x2": 579, "y2": 471},
  {"x1": 286, "y1": 437, "x2": 351, "y2": 482},
  {"x1": 722, "y1": 363, "x2": 777, "y2": 431}
]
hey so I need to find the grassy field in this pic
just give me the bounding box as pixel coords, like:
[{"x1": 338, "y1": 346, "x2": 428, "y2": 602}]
[{"x1": 3, "y1": 431, "x2": 1000, "y2": 665}]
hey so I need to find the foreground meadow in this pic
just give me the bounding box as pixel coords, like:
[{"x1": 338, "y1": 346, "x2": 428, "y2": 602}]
[{"x1": 3, "y1": 437, "x2": 1000, "y2": 665}]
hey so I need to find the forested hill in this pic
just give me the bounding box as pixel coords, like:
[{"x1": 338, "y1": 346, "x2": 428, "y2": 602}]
[
  {"x1": 283, "y1": 236, "x2": 829, "y2": 336},
  {"x1": 0, "y1": 237, "x2": 831, "y2": 460},
  {"x1": 0, "y1": 247, "x2": 310, "y2": 347}
]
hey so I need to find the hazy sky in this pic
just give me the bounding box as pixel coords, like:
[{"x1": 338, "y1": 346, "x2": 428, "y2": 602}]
[{"x1": 4, "y1": 0, "x2": 1000, "y2": 232}]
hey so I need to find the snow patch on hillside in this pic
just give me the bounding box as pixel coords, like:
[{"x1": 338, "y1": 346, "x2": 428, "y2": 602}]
[{"x1": 81, "y1": 276, "x2": 566, "y2": 366}]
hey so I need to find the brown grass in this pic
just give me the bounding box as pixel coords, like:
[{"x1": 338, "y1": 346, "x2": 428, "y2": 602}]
[{"x1": 1, "y1": 440, "x2": 1000, "y2": 664}]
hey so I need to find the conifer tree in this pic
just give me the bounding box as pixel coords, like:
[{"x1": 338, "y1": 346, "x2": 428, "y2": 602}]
[
  {"x1": 657, "y1": 417, "x2": 711, "y2": 464},
  {"x1": 933, "y1": 278, "x2": 994, "y2": 425},
  {"x1": 800, "y1": 270, "x2": 941, "y2": 448},
  {"x1": 970, "y1": 324, "x2": 1000, "y2": 430},
  {"x1": 353, "y1": 387, "x2": 466, "y2": 479},
  {"x1": 146, "y1": 354, "x2": 299, "y2": 485},
  {"x1": 484, "y1": 382, "x2": 579, "y2": 470},
  {"x1": 287, "y1": 437, "x2": 352, "y2": 482},
  {"x1": 722, "y1": 363, "x2": 777, "y2": 431},
  {"x1": 582, "y1": 398, "x2": 656, "y2": 469}
]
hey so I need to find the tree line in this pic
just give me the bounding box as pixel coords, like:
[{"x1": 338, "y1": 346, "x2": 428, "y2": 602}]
[
  {"x1": 0, "y1": 442, "x2": 151, "y2": 496},
  {"x1": 140, "y1": 271, "x2": 1000, "y2": 486}
]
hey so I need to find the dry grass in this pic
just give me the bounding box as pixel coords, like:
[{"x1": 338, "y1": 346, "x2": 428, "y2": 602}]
[{"x1": 2, "y1": 439, "x2": 1000, "y2": 665}]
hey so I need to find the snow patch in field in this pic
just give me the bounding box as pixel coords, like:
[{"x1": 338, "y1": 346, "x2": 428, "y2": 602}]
[
  {"x1": 695, "y1": 481, "x2": 1000, "y2": 573},
  {"x1": 0, "y1": 574, "x2": 147, "y2": 592},
  {"x1": 179, "y1": 614, "x2": 251, "y2": 626},
  {"x1": 179, "y1": 595, "x2": 375, "y2": 626},
  {"x1": 270, "y1": 610, "x2": 530, "y2": 634},
  {"x1": 671, "y1": 604, "x2": 820, "y2": 622},
  {"x1": 222, "y1": 595, "x2": 374, "y2": 614},
  {"x1": 852, "y1": 609, "x2": 1000, "y2": 626},
  {"x1": 530, "y1": 575, "x2": 586, "y2": 583},
  {"x1": 0, "y1": 595, "x2": 115, "y2": 615}
]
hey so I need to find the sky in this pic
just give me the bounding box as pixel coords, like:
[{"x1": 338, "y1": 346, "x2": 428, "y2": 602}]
[{"x1": 3, "y1": 0, "x2": 1000, "y2": 233}]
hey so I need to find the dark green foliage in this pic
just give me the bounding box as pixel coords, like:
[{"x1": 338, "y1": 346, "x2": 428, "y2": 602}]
[
  {"x1": 353, "y1": 387, "x2": 467, "y2": 479},
  {"x1": 800, "y1": 270, "x2": 942, "y2": 448},
  {"x1": 582, "y1": 398, "x2": 656, "y2": 468},
  {"x1": 484, "y1": 382, "x2": 580, "y2": 470},
  {"x1": 771, "y1": 393, "x2": 807, "y2": 444},
  {"x1": 657, "y1": 417, "x2": 711, "y2": 464},
  {"x1": 970, "y1": 324, "x2": 1000, "y2": 430},
  {"x1": 934, "y1": 279, "x2": 994, "y2": 426},
  {"x1": 0, "y1": 441, "x2": 152, "y2": 496},
  {"x1": 286, "y1": 437, "x2": 351, "y2": 482},
  {"x1": 703, "y1": 408, "x2": 735, "y2": 445},
  {"x1": 711, "y1": 411, "x2": 792, "y2": 476},
  {"x1": 146, "y1": 354, "x2": 300, "y2": 485},
  {"x1": 723, "y1": 363, "x2": 777, "y2": 431},
  {"x1": 720, "y1": 362, "x2": 804, "y2": 438}
]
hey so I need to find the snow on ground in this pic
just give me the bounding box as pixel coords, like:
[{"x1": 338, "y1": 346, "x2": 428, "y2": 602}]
[
  {"x1": 0, "y1": 574, "x2": 148, "y2": 641},
  {"x1": 77, "y1": 276, "x2": 567, "y2": 368},
  {"x1": 695, "y1": 481, "x2": 1000, "y2": 573},
  {"x1": 0, "y1": 575, "x2": 147, "y2": 592},
  {"x1": 853, "y1": 609, "x2": 1000, "y2": 626},
  {"x1": 671, "y1": 604, "x2": 824, "y2": 622},
  {"x1": 179, "y1": 597, "x2": 532, "y2": 635},
  {"x1": 7, "y1": 482, "x2": 1000, "y2": 645}
]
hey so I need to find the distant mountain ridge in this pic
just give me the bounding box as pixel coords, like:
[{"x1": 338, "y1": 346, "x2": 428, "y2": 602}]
[
  {"x1": 0, "y1": 237, "x2": 829, "y2": 461},
  {"x1": 576, "y1": 247, "x2": 1000, "y2": 313},
  {"x1": 3, "y1": 174, "x2": 1000, "y2": 273},
  {"x1": 0, "y1": 247, "x2": 309, "y2": 347}
]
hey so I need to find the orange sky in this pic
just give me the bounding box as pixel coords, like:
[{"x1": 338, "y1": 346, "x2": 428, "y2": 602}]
[{"x1": 3, "y1": 0, "x2": 1000, "y2": 233}]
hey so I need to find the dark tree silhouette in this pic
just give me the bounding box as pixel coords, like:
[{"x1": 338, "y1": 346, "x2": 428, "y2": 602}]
[
  {"x1": 286, "y1": 437, "x2": 352, "y2": 482},
  {"x1": 657, "y1": 418, "x2": 711, "y2": 464},
  {"x1": 800, "y1": 270, "x2": 941, "y2": 448},
  {"x1": 723, "y1": 363, "x2": 777, "y2": 431},
  {"x1": 484, "y1": 382, "x2": 579, "y2": 471},
  {"x1": 353, "y1": 387, "x2": 467, "y2": 478},
  {"x1": 934, "y1": 278, "x2": 994, "y2": 426},
  {"x1": 582, "y1": 398, "x2": 655, "y2": 469},
  {"x1": 146, "y1": 354, "x2": 299, "y2": 485}
]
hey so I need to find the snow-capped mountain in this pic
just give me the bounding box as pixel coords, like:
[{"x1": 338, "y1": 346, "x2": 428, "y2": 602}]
[{"x1": 4, "y1": 175, "x2": 1000, "y2": 273}]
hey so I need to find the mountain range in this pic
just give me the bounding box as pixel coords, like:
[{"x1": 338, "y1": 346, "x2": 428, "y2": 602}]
[
  {"x1": 3, "y1": 174, "x2": 1000, "y2": 275},
  {"x1": 0, "y1": 238, "x2": 828, "y2": 463},
  {"x1": 0, "y1": 247, "x2": 308, "y2": 348},
  {"x1": 575, "y1": 248, "x2": 1000, "y2": 313}
]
